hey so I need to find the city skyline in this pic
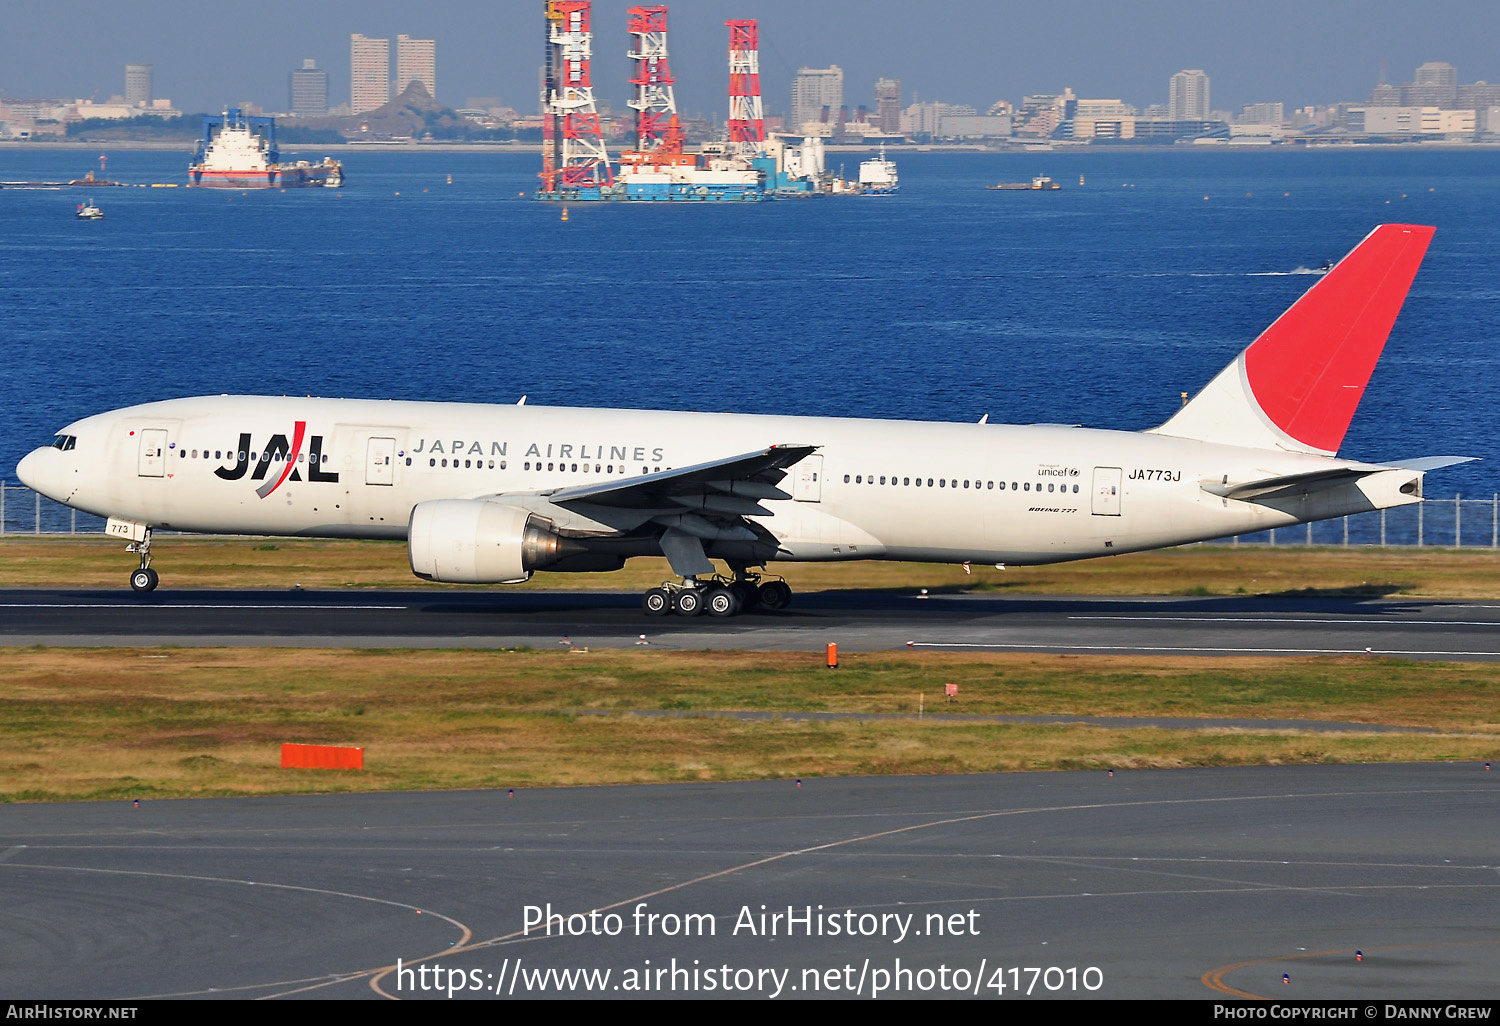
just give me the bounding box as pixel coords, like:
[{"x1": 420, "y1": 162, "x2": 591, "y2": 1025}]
[{"x1": 2, "y1": 1, "x2": 1499, "y2": 120}]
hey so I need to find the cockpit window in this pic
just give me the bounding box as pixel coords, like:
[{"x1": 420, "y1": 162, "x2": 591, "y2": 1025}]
[{"x1": 50, "y1": 435, "x2": 77, "y2": 451}]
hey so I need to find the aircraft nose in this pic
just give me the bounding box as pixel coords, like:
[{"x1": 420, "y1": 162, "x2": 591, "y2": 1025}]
[
  {"x1": 16, "y1": 449, "x2": 40, "y2": 489},
  {"x1": 16, "y1": 448, "x2": 55, "y2": 498}
]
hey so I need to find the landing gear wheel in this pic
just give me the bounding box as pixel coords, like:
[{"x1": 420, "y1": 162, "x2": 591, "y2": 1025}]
[
  {"x1": 674, "y1": 588, "x2": 704, "y2": 617},
  {"x1": 642, "y1": 588, "x2": 671, "y2": 616},
  {"x1": 130, "y1": 568, "x2": 159, "y2": 593},
  {"x1": 704, "y1": 586, "x2": 741, "y2": 618},
  {"x1": 757, "y1": 580, "x2": 792, "y2": 611},
  {"x1": 731, "y1": 581, "x2": 760, "y2": 609}
]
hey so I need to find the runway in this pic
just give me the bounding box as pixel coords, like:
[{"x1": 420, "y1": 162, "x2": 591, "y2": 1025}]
[
  {"x1": 5, "y1": 588, "x2": 1500, "y2": 659},
  {"x1": 1, "y1": 764, "x2": 1496, "y2": 1000}
]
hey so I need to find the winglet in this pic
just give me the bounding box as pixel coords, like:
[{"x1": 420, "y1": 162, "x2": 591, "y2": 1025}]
[{"x1": 1152, "y1": 225, "x2": 1434, "y2": 455}]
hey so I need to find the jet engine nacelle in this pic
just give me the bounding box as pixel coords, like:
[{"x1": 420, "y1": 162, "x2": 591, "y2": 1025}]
[{"x1": 408, "y1": 499, "x2": 572, "y2": 584}]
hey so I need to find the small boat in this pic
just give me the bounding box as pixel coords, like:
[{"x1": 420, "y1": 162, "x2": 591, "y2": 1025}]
[
  {"x1": 76, "y1": 200, "x2": 104, "y2": 220},
  {"x1": 986, "y1": 175, "x2": 1061, "y2": 191},
  {"x1": 857, "y1": 144, "x2": 899, "y2": 195}
]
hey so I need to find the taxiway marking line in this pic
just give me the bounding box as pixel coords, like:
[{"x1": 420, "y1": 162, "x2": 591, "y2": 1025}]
[
  {"x1": 910, "y1": 642, "x2": 1500, "y2": 657},
  {"x1": 1202, "y1": 940, "x2": 1500, "y2": 999},
  {"x1": 1070, "y1": 615, "x2": 1500, "y2": 627},
  {"x1": 0, "y1": 603, "x2": 407, "y2": 610}
]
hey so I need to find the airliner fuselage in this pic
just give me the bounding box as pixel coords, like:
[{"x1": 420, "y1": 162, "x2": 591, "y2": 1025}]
[{"x1": 21, "y1": 394, "x2": 1421, "y2": 565}]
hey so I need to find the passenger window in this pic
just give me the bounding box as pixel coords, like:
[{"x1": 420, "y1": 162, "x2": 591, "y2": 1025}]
[
  {"x1": 1024, "y1": 482, "x2": 1030, "y2": 491},
  {"x1": 987, "y1": 481, "x2": 993, "y2": 490},
  {"x1": 501, "y1": 461, "x2": 507, "y2": 470},
  {"x1": 1073, "y1": 484, "x2": 1080, "y2": 493},
  {"x1": 844, "y1": 475, "x2": 851, "y2": 483},
  {"x1": 430, "y1": 458, "x2": 436, "y2": 467},
  {"x1": 406, "y1": 458, "x2": 412, "y2": 466},
  {"x1": 903, "y1": 477, "x2": 910, "y2": 486},
  {"x1": 1048, "y1": 483, "x2": 1054, "y2": 492},
  {"x1": 963, "y1": 480, "x2": 970, "y2": 489},
  {"x1": 939, "y1": 479, "x2": 946, "y2": 488}
]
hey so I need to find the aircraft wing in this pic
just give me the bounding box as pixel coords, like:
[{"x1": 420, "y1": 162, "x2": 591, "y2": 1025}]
[{"x1": 542, "y1": 444, "x2": 817, "y2": 511}]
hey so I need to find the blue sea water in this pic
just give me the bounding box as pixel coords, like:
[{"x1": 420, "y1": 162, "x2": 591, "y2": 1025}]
[{"x1": 2, "y1": 145, "x2": 1498, "y2": 497}]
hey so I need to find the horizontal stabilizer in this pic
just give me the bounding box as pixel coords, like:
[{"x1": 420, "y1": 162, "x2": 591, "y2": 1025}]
[
  {"x1": 1376, "y1": 455, "x2": 1479, "y2": 472},
  {"x1": 1201, "y1": 466, "x2": 1383, "y2": 502}
]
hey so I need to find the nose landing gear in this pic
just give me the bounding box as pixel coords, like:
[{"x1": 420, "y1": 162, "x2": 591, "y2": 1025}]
[{"x1": 126, "y1": 529, "x2": 158, "y2": 593}]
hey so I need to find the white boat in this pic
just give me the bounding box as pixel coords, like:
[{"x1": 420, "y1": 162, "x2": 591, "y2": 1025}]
[
  {"x1": 189, "y1": 109, "x2": 343, "y2": 189},
  {"x1": 857, "y1": 145, "x2": 899, "y2": 195},
  {"x1": 75, "y1": 201, "x2": 103, "y2": 220}
]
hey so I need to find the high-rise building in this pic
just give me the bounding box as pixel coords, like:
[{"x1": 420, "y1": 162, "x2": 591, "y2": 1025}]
[
  {"x1": 290, "y1": 59, "x2": 328, "y2": 117},
  {"x1": 874, "y1": 77, "x2": 901, "y2": 134},
  {"x1": 1238, "y1": 101, "x2": 1284, "y2": 125},
  {"x1": 396, "y1": 35, "x2": 436, "y2": 101},
  {"x1": 1407, "y1": 61, "x2": 1457, "y2": 106},
  {"x1": 351, "y1": 34, "x2": 390, "y2": 115},
  {"x1": 790, "y1": 66, "x2": 843, "y2": 134},
  {"x1": 125, "y1": 65, "x2": 152, "y2": 108},
  {"x1": 1414, "y1": 61, "x2": 1458, "y2": 89},
  {"x1": 1169, "y1": 69, "x2": 1210, "y2": 120}
]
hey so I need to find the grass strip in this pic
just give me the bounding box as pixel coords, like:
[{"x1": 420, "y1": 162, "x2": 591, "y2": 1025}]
[{"x1": 3, "y1": 648, "x2": 1496, "y2": 801}]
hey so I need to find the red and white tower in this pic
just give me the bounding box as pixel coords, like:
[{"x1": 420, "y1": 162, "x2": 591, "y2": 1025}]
[
  {"x1": 626, "y1": 5, "x2": 677, "y2": 154},
  {"x1": 541, "y1": 0, "x2": 612, "y2": 194},
  {"x1": 725, "y1": 19, "x2": 765, "y2": 156}
]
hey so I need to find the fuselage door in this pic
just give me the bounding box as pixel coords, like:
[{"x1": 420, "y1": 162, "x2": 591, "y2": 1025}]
[
  {"x1": 138, "y1": 429, "x2": 167, "y2": 478},
  {"x1": 793, "y1": 454, "x2": 823, "y2": 502},
  {"x1": 366, "y1": 437, "x2": 396, "y2": 486},
  {"x1": 1092, "y1": 466, "x2": 1122, "y2": 516}
]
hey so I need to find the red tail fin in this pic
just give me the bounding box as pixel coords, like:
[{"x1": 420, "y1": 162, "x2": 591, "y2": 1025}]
[{"x1": 1154, "y1": 225, "x2": 1434, "y2": 455}]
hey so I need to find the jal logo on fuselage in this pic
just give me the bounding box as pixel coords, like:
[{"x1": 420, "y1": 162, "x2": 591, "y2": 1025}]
[{"x1": 214, "y1": 421, "x2": 338, "y2": 498}]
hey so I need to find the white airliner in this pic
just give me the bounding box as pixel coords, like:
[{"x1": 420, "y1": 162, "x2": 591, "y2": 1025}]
[{"x1": 17, "y1": 224, "x2": 1467, "y2": 617}]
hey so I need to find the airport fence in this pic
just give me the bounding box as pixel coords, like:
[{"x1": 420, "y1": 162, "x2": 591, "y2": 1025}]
[{"x1": 2, "y1": 480, "x2": 1499, "y2": 549}]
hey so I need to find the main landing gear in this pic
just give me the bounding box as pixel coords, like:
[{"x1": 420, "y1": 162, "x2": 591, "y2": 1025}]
[
  {"x1": 126, "y1": 529, "x2": 158, "y2": 593},
  {"x1": 641, "y1": 570, "x2": 792, "y2": 618}
]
